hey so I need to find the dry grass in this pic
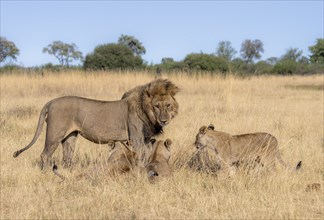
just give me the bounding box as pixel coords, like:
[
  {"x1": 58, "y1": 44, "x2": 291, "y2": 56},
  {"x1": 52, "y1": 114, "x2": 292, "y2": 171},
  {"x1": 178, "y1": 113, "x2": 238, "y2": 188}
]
[{"x1": 0, "y1": 71, "x2": 323, "y2": 219}]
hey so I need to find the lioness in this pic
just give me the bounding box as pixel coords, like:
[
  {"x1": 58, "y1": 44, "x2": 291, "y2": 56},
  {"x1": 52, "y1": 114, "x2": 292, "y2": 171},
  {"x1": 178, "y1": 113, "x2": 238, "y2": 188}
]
[
  {"x1": 194, "y1": 124, "x2": 302, "y2": 176},
  {"x1": 105, "y1": 138, "x2": 172, "y2": 178},
  {"x1": 53, "y1": 138, "x2": 173, "y2": 182},
  {"x1": 145, "y1": 138, "x2": 172, "y2": 182},
  {"x1": 13, "y1": 79, "x2": 179, "y2": 169}
]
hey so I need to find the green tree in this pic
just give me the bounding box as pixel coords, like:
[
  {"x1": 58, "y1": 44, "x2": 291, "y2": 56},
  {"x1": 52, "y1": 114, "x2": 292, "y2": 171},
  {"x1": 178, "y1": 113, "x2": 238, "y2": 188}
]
[
  {"x1": 309, "y1": 38, "x2": 324, "y2": 64},
  {"x1": 273, "y1": 60, "x2": 299, "y2": 75},
  {"x1": 254, "y1": 61, "x2": 272, "y2": 74},
  {"x1": 298, "y1": 56, "x2": 309, "y2": 64},
  {"x1": 43, "y1": 41, "x2": 83, "y2": 67},
  {"x1": 231, "y1": 57, "x2": 246, "y2": 71},
  {"x1": 118, "y1": 34, "x2": 146, "y2": 56},
  {"x1": 158, "y1": 58, "x2": 185, "y2": 72},
  {"x1": 183, "y1": 53, "x2": 228, "y2": 72},
  {"x1": 161, "y1": 57, "x2": 174, "y2": 64},
  {"x1": 266, "y1": 57, "x2": 279, "y2": 65},
  {"x1": 84, "y1": 43, "x2": 143, "y2": 70},
  {"x1": 0, "y1": 36, "x2": 20, "y2": 63},
  {"x1": 216, "y1": 41, "x2": 236, "y2": 61},
  {"x1": 281, "y1": 47, "x2": 303, "y2": 62},
  {"x1": 240, "y1": 39, "x2": 264, "y2": 64}
]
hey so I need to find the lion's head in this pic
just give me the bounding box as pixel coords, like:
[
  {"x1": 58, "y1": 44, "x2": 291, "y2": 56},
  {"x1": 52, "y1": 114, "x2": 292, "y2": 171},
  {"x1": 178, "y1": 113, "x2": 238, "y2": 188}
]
[
  {"x1": 146, "y1": 138, "x2": 172, "y2": 182},
  {"x1": 122, "y1": 79, "x2": 179, "y2": 141},
  {"x1": 195, "y1": 124, "x2": 218, "y2": 150},
  {"x1": 142, "y1": 79, "x2": 179, "y2": 128}
]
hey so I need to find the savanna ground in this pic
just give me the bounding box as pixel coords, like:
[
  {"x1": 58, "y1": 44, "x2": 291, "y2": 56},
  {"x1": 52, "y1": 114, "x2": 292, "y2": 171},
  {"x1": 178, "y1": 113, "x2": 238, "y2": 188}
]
[{"x1": 0, "y1": 71, "x2": 323, "y2": 219}]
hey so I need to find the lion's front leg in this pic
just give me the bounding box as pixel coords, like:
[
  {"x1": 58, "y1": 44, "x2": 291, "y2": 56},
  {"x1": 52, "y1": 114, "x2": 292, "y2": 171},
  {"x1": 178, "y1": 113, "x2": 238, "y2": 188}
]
[
  {"x1": 214, "y1": 153, "x2": 237, "y2": 178},
  {"x1": 127, "y1": 123, "x2": 146, "y2": 166}
]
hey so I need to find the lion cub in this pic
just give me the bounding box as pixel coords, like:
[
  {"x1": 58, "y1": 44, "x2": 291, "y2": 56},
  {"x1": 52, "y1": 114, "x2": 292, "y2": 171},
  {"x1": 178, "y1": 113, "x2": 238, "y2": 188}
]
[{"x1": 194, "y1": 124, "x2": 302, "y2": 176}]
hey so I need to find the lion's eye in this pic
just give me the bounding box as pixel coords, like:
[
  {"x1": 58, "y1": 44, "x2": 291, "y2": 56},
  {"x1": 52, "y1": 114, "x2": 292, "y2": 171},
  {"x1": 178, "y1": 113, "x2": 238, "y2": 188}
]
[{"x1": 154, "y1": 105, "x2": 159, "y2": 109}]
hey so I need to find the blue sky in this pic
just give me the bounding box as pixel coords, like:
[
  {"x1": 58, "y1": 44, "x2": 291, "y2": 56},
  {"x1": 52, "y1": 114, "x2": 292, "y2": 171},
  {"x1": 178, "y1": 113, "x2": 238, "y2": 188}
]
[{"x1": 1, "y1": 0, "x2": 323, "y2": 67}]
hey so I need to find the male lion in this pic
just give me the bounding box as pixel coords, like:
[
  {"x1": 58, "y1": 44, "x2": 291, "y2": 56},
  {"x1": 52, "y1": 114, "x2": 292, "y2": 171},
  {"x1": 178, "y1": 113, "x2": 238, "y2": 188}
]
[
  {"x1": 194, "y1": 124, "x2": 302, "y2": 176},
  {"x1": 53, "y1": 138, "x2": 173, "y2": 182},
  {"x1": 13, "y1": 79, "x2": 179, "y2": 169}
]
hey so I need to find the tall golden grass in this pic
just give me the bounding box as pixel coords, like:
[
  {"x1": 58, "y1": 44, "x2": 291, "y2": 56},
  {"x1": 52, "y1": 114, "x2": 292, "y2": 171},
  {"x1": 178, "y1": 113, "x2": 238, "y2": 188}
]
[{"x1": 1, "y1": 71, "x2": 323, "y2": 219}]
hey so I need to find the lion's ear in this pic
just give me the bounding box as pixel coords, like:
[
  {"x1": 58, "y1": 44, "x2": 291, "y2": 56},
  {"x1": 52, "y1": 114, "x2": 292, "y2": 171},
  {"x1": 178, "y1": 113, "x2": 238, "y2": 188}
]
[
  {"x1": 164, "y1": 80, "x2": 179, "y2": 97},
  {"x1": 199, "y1": 126, "x2": 207, "y2": 134},
  {"x1": 147, "y1": 79, "x2": 179, "y2": 97},
  {"x1": 149, "y1": 138, "x2": 156, "y2": 145},
  {"x1": 164, "y1": 138, "x2": 172, "y2": 150},
  {"x1": 169, "y1": 85, "x2": 179, "y2": 97},
  {"x1": 208, "y1": 124, "x2": 215, "y2": 130},
  {"x1": 144, "y1": 87, "x2": 152, "y2": 98}
]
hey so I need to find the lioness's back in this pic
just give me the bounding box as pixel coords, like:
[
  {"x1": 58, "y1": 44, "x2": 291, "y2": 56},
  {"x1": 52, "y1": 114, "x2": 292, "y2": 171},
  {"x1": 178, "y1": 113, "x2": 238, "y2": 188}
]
[{"x1": 230, "y1": 132, "x2": 278, "y2": 159}]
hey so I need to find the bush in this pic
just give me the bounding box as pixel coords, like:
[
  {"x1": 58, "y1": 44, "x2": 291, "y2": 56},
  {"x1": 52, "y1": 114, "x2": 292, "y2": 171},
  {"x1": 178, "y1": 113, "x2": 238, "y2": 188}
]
[
  {"x1": 254, "y1": 61, "x2": 273, "y2": 74},
  {"x1": 272, "y1": 60, "x2": 299, "y2": 75},
  {"x1": 0, "y1": 64, "x2": 23, "y2": 73},
  {"x1": 183, "y1": 53, "x2": 228, "y2": 73},
  {"x1": 158, "y1": 60, "x2": 187, "y2": 72},
  {"x1": 84, "y1": 43, "x2": 143, "y2": 70}
]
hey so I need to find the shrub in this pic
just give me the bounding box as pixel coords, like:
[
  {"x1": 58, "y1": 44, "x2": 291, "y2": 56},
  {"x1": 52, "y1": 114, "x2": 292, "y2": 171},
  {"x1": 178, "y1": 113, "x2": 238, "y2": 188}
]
[
  {"x1": 272, "y1": 60, "x2": 299, "y2": 75},
  {"x1": 84, "y1": 43, "x2": 143, "y2": 70},
  {"x1": 254, "y1": 61, "x2": 273, "y2": 74},
  {"x1": 158, "y1": 60, "x2": 187, "y2": 72},
  {"x1": 183, "y1": 53, "x2": 228, "y2": 73}
]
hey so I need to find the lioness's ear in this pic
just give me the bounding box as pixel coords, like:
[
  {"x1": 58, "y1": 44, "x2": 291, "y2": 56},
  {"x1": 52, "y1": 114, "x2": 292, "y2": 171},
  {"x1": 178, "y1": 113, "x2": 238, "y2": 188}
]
[
  {"x1": 208, "y1": 124, "x2": 215, "y2": 130},
  {"x1": 199, "y1": 126, "x2": 207, "y2": 134},
  {"x1": 108, "y1": 140, "x2": 115, "y2": 149},
  {"x1": 125, "y1": 140, "x2": 133, "y2": 147},
  {"x1": 164, "y1": 138, "x2": 172, "y2": 150}
]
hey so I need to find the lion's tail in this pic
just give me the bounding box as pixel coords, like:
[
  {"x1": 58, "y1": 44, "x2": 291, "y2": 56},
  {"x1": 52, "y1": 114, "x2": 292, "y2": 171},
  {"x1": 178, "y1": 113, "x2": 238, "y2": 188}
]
[
  {"x1": 13, "y1": 101, "x2": 51, "y2": 158},
  {"x1": 276, "y1": 153, "x2": 302, "y2": 171}
]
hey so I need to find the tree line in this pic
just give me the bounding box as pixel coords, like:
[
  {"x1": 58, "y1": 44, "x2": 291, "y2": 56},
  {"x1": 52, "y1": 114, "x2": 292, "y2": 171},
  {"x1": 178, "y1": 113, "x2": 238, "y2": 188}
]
[{"x1": 0, "y1": 35, "x2": 323, "y2": 75}]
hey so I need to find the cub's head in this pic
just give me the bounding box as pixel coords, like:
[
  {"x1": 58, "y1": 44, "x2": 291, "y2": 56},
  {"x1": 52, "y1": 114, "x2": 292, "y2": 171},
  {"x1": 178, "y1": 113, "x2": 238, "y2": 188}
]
[
  {"x1": 143, "y1": 79, "x2": 179, "y2": 127},
  {"x1": 194, "y1": 124, "x2": 215, "y2": 150},
  {"x1": 147, "y1": 138, "x2": 173, "y2": 182}
]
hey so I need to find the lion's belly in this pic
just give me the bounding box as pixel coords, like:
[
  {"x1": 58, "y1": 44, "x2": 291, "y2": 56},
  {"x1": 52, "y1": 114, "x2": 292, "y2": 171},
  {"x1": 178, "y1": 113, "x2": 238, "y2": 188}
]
[
  {"x1": 75, "y1": 100, "x2": 129, "y2": 143},
  {"x1": 80, "y1": 123, "x2": 128, "y2": 143}
]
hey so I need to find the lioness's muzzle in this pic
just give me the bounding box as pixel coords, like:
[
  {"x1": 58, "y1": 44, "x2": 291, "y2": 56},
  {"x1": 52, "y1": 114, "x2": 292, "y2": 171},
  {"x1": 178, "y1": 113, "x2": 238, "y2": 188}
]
[{"x1": 148, "y1": 170, "x2": 159, "y2": 177}]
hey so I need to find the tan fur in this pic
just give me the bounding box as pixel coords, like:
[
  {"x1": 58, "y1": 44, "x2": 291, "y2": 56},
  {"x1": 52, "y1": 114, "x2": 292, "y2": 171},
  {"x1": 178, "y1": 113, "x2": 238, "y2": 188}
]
[
  {"x1": 194, "y1": 124, "x2": 302, "y2": 176},
  {"x1": 305, "y1": 183, "x2": 321, "y2": 192},
  {"x1": 145, "y1": 139, "x2": 172, "y2": 183},
  {"x1": 13, "y1": 79, "x2": 179, "y2": 170},
  {"x1": 53, "y1": 138, "x2": 172, "y2": 183},
  {"x1": 105, "y1": 138, "x2": 172, "y2": 180}
]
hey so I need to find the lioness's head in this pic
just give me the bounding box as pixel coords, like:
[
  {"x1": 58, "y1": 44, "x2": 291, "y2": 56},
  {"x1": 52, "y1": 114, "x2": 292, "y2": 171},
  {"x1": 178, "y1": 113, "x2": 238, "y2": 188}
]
[
  {"x1": 195, "y1": 124, "x2": 216, "y2": 150},
  {"x1": 143, "y1": 79, "x2": 179, "y2": 127},
  {"x1": 146, "y1": 138, "x2": 172, "y2": 182}
]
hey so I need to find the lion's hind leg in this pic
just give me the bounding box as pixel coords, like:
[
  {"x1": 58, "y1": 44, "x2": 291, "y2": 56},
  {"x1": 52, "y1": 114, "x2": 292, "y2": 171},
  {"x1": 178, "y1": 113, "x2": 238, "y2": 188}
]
[
  {"x1": 40, "y1": 141, "x2": 61, "y2": 170},
  {"x1": 40, "y1": 124, "x2": 69, "y2": 170},
  {"x1": 62, "y1": 131, "x2": 78, "y2": 168}
]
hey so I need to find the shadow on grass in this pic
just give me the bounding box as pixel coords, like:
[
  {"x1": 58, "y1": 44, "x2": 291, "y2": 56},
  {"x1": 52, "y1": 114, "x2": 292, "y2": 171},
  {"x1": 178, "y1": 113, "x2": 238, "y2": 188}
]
[{"x1": 285, "y1": 84, "x2": 324, "y2": 91}]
